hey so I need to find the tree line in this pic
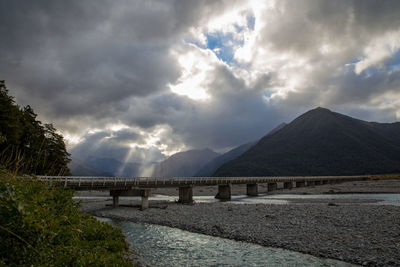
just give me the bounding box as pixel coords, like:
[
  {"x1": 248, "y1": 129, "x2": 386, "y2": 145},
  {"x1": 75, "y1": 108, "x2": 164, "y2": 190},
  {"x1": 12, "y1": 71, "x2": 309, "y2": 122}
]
[{"x1": 0, "y1": 80, "x2": 70, "y2": 175}]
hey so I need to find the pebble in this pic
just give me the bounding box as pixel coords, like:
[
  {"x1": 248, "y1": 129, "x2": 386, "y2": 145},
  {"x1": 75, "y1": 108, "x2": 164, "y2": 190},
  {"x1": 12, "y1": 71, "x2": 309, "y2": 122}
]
[{"x1": 82, "y1": 200, "x2": 400, "y2": 267}]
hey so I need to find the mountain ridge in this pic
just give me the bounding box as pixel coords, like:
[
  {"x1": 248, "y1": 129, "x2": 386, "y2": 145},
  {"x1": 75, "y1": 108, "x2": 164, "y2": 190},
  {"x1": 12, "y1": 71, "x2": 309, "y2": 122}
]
[
  {"x1": 152, "y1": 148, "x2": 219, "y2": 177},
  {"x1": 214, "y1": 107, "x2": 400, "y2": 176},
  {"x1": 69, "y1": 157, "x2": 141, "y2": 177},
  {"x1": 195, "y1": 122, "x2": 287, "y2": 176}
]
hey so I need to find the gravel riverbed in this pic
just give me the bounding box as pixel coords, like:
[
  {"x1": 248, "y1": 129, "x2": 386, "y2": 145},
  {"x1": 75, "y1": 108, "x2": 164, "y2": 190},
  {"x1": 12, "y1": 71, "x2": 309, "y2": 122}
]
[{"x1": 80, "y1": 179, "x2": 400, "y2": 266}]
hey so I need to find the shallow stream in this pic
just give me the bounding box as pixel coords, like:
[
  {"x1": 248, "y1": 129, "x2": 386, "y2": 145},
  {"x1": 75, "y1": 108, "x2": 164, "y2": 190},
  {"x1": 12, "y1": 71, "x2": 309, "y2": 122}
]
[
  {"x1": 77, "y1": 193, "x2": 400, "y2": 206},
  {"x1": 98, "y1": 218, "x2": 357, "y2": 267}
]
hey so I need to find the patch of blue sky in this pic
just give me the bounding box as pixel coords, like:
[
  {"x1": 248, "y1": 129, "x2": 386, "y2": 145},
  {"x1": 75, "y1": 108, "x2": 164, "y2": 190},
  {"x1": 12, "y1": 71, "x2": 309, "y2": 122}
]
[
  {"x1": 386, "y1": 49, "x2": 400, "y2": 69},
  {"x1": 206, "y1": 32, "x2": 244, "y2": 64},
  {"x1": 185, "y1": 15, "x2": 255, "y2": 65},
  {"x1": 247, "y1": 15, "x2": 255, "y2": 31},
  {"x1": 365, "y1": 50, "x2": 400, "y2": 75},
  {"x1": 346, "y1": 49, "x2": 400, "y2": 76},
  {"x1": 346, "y1": 58, "x2": 361, "y2": 65},
  {"x1": 264, "y1": 91, "x2": 272, "y2": 99}
]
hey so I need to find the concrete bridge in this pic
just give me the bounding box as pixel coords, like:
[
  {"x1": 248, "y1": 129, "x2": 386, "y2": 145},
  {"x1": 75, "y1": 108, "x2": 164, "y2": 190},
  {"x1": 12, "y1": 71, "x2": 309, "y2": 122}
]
[{"x1": 38, "y1": 175, "x2": 370, "y2": 210}]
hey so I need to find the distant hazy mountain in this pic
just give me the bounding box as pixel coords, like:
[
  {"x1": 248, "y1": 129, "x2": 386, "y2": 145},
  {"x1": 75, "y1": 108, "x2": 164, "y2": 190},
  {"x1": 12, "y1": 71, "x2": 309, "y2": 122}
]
[
  {"x1": 195, "y1": 142, "x2": 256, "y2": 177},
  {"x1": 69, "y1": 158, "x2": 112, "y2": 176},
  {"x1": 152, "y1": 148, "x2": 219, "y2": 177},
  {"x1": 69, "y1": 157, "x2": 141, "y2": 177},
  {"x1": 214, "y1": 107, "x2": 400, "y2": 176},
  {"x1": 195, "y1": 122, "x2": 287, "y2": 176}
]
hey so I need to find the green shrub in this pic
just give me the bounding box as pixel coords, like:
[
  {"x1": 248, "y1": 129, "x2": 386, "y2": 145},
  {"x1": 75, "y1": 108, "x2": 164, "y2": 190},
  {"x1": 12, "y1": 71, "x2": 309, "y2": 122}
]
[{"x1": 0, "y1": 169, "x2": 133, "y2": 266}]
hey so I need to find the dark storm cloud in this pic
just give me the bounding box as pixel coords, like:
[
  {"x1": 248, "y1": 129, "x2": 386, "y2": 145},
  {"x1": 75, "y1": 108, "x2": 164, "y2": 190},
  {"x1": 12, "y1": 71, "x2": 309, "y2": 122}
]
[
  {"x1": 262, "y1": 0, "x2": 400, "y2": 57},
  {"x1": 249, "y1": 0, "x2": 400, "y2": 124},
  {"x1": 1, "y1": 0, "x2": 399, "y2": 165},
  {"x1": 120, "y1": 64, "x2": 285, "y2": 151},
  {"x1": 172, "y1": 69, "x2": 286, "y2": 150},
  {"x1": 0, "y1": 0, "x2": 231, "y2": 126}
]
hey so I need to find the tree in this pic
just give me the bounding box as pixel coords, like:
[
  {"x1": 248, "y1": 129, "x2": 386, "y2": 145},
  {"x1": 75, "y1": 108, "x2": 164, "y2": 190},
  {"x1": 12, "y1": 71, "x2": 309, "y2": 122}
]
[
  {"x1": 0, "y1": 81, "x2": 22, "y2": 146},
  {"x1": 0, "y1": 81, "x2": 71, "y2": 175},
  {"x1": 41, "y1": 123, "x2": 71, "y2": 175}
]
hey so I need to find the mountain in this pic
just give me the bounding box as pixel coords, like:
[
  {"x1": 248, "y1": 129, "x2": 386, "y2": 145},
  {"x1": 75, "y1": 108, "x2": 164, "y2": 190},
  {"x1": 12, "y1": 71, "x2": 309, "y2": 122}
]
[
  {"x1": 368, "y1": 122, "x2": 400, "y2": 143},
  {"x1": 195, "y1": 142, "x2": 256, "y2": 176},
  {"x1": 152, "y1": 148, "x2": 219, "y2": 177},
  {"x1": 266, "y1": 122, "x2": 287, "y2": 136},
  {"x1": 214, "y1": 107, "x2": 400, "y2": 176},
  {"x1": 195, "y1": 122, "x2": 287, "y2": 176},
  {"x1": 69, "y1": 158, "x2": 112, "y2": 176},
  {"x1": 86, "y1": 157, "x2": 141, "y2": 177},
  {"x1": 69, "y1": 157, "x2": 141, "y2": 177}
]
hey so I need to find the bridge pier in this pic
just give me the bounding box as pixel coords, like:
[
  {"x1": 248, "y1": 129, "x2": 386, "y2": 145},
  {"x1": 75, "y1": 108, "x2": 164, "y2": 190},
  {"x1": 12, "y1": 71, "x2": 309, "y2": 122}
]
[
  {"x1": 113, "y1": 195, "x2": 119, "y2": 208},
  {"x1": 283, "y1": 182, "x2": 293, "y2": 189},
  {"x1": 178, "y1": 186, "x2": 193, "y2": 204},
  {"x1": 314, "y1": 180, "x2": 322, "y2": 185},
  {"x1": 246, "y1": 184, "x2": 258, "y2": 196},
  {"x1": 296, "y1": 181, "x2": 306, "y2": 187},
  {"x1": 141, "y1": 190, "x2": 150, "y2": 210},
  {"x1": 322, "y1": 180, "x2": 329, "y2": 185},
  {"x1": 307, "y1": 181, "x2": 315, "y2": 186},
  {"x1": 110, "y1": 189, "x2": 151, "y2": 210},
  {"x1": 267, "y1": 182, "x2": 277, "y2": 192},
  {"x1": 215, "y1": 184, "x2": 231, "y2": 200}
]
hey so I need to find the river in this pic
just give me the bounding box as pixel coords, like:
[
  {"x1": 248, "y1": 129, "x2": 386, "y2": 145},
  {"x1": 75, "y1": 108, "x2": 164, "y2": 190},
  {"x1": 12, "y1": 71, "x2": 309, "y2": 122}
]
[
  {"x1": 78, "y1": 193, "x2": 400, "y2": 206},
  {"x1": 98, "y1": 217, "x2": 358, "y2": 267}
]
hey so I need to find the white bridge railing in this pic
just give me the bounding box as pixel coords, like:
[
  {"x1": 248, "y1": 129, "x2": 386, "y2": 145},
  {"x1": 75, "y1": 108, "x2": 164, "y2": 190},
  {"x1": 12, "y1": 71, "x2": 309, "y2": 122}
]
[{"x1": 36, "y1": 175, "x2": 370, "y2": 189}]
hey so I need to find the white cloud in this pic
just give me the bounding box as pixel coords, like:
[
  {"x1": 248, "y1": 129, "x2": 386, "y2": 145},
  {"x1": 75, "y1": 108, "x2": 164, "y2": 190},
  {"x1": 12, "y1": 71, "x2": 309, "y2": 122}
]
[
  {"x1": 2, "y1": 0, "x2": 400, "y2": 169},
  {"x1": 355, "y1": 30, "x2": 400, "y2": 74},
  {"x1": 168, "y1": 45, "x2": 218, "y2": 100}
]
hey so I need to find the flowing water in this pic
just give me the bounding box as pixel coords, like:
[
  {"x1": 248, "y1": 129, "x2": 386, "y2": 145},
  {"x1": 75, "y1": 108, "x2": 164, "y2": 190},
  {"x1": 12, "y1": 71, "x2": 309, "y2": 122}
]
[
  {"x1": 85, "y1": 192, "x2": 399, "y2": 265},
  {"x1": 98, "y1": 217, "x2": 357, "y2": 267},
  {"x1": 77, "y1": 193, "x2": 400, "y2": 206}
]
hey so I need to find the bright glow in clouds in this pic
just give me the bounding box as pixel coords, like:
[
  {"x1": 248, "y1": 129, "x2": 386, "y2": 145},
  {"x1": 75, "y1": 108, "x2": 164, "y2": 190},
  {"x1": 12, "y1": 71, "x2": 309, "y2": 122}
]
[
  {"x1": 81, "y1": 0, "x2": 400, "y2": 162},
  {"x1": 64, "y1": 134, "x2": 83, "y2": 147},
  {"x1": 129, "y1": 125, "x2": 185, "y2": 157},
  {"x1": 109, "y1": 123, "x2": 129, "y2": 132},
  {"x1": 169, "y1": 47, "x2": 216, "y2": 100},
  {"x1": 369, "y1": 91, "x2": 400, "y2": 120},
  {"x1": 355, "y1": 30, "x2": 400, "y2": 74},
  {"x1": 12, "y1": 0, "x2": 400, "y2": 170}
]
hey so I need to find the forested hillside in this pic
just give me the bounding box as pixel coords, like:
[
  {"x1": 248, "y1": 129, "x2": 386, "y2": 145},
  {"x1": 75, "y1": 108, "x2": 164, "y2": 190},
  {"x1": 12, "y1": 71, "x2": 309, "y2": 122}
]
[{"x1": 0, "y1": 81, "x2": 70, "y2": 175}]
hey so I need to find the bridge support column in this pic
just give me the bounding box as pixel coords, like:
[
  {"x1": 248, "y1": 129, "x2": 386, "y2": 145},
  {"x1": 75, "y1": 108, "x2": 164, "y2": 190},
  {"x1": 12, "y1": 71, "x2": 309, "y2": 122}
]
[
  {"x1": 314, "y1": 180, "x2": 322, "y2": 185},
  {"x1": 267, "y1": 182, "x2": 277, "y2": 192},
  {"x1": 322, "y1": 180, "x2": 329, "y2": 185},
  {"x1": 296, "y1": 181, "x2": 306, "y2": 187},
  {"x1": 140, "y1": 189, "x2": 150, "y2": 210},
  {"x1": 283, "y1": 182, "x2": 293, "y2": 189},
  {"x1": 215, "y1": 184, "x2": 231, "y2": 201},
  {"x1": 307, "y1": 181, "x2": 315, "y2": 186},
  {"x1": 246, "y1": 184, "x2": 258, "y2": 196},
  {"x1": 178, "y1": 186, "x2": 193, "y2": 204},
  {"x1": 141, "y1": 196, "x2": 149, "y2": 210},
  {"x1": 113, "y1": 196, "x2": 119, "y2": 208},
  {"x1": 110, "y1": 188, "x2": 151, "y2": 210}
]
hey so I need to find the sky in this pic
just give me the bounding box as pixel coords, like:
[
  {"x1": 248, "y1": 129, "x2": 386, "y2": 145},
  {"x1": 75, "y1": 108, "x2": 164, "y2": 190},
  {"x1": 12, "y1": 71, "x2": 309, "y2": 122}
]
[{"x1": 1, "y1": 0, "x2": 400, "y2": 171}]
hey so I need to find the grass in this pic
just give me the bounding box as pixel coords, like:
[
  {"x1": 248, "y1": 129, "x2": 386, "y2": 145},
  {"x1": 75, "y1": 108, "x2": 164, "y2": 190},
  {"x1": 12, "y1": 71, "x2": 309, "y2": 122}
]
[{"x1": 0, "y1": 168, "x2": 134, "y2": 266}]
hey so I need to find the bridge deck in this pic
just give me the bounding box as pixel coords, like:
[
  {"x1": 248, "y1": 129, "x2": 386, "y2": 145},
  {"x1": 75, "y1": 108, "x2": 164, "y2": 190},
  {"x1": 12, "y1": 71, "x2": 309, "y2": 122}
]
[{"x1": 37, "y1": 175, "x2": 369, "y2": 190}]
